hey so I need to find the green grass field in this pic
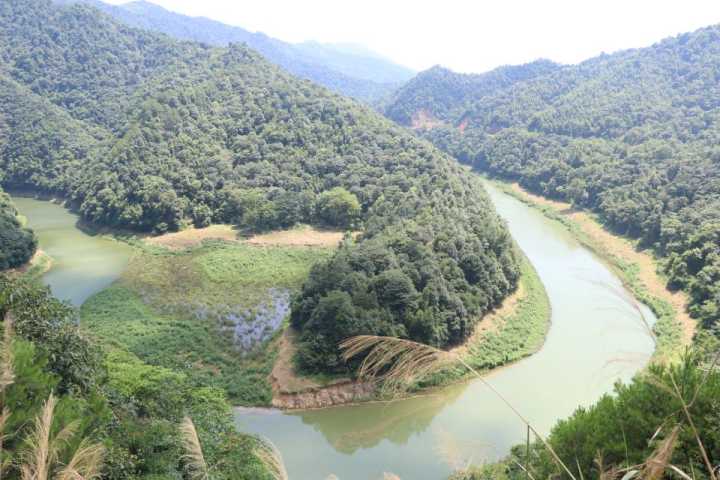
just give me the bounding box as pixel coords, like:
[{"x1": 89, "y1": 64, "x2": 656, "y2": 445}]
[{"x1": 81, "y1": 239, "x2": 334, "y2": 405}]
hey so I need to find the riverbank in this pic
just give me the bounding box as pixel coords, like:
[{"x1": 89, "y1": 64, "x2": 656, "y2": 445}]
[
  {"x1": 266, "y1": 253, "x2": 551, "y2": 409},
  {"x1": 236, "y1": 182, "x2": 659, "y2": 480},
  {"x1": 9, "y1": 248, "x2": 53, "y2": 280},
  {"x1": 489, "y1": 178, "x2": 690, "y2": 359}
]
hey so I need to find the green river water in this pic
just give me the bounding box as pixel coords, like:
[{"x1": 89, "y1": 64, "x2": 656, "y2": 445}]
[
  {"x1": 12, "y1": 196, "x2": 133, "y2": 306},
  {"x1": 12, "y1": 183, "x2": 657, "y2": 480},
  {"x1": 234, "y1": 182, "x2": 657, "y2": 480}
]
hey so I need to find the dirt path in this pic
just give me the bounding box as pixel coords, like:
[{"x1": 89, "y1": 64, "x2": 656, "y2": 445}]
[
  {"x1": 247, "y1": 227, "x2": 349, "y2": 248},
  {"x1": 508, "y1": 183, "x2": 695, "y2": 346},
  {"x1": 144, "y1": 225, "x2": 240, "y2": 250},
  {"x1": 269, "y1": 329, "x2": 374, "y2": 409}
]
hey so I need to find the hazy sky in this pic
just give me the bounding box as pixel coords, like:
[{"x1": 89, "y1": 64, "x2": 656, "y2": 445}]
[{"x1": 104, "y1": 0, "x2": 720, "y2": 73}]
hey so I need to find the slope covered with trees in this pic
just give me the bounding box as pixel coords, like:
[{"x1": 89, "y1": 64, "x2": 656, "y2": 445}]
[
  {"x1": 0, "y1": 0, "x2": 520, "y2": 371},
  {"x1": 385, "y1": 60, "x2": 558, "y2": 127},
  {"x1": 56, "y1": 0, "x2": 415, "y2": 103},
  {"x1": 385, "y1": 25, "x2": 720, "y2": 335},
  {"x1": 0, "y1": 190, "x2": 36, "y2": 270}
]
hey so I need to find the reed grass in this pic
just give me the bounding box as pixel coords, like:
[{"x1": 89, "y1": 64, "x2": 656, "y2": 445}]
[
  {"x1": 0, "y1": 314, "x2": 14, "y2": 392},
  {"x1": 253, "y1": 437, "x2": 288, "y2": 480},
  {"x1": 0, "y1": 313, "x2": 12, "y2": 480},
  {"x1": 56, "y1": 439, "x2": 105, "y2": 480},
  {"x1": 340, "y1": 335, "x2": 578, "y2": 480},
  {"x1": 20, "y1": 394, "x2": 76, "y2": 480},
  {"x1": 179, "y1": 417, "x2": 210, "y2": 480}
]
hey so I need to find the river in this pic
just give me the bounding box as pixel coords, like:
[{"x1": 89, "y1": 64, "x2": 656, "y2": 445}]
[
  {"x1": 12, "y1": 186, "x2": 657, "y2": 480},
  {"x1": 234, "y1": 182, "x2": 657, "y2": 480},
  {"x1": 12, "y1": 197, "x2": 133, "y2": 306}
]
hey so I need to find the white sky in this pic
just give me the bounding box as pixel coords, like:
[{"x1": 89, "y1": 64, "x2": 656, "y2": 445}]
[{"x1": 104, "y1": 0, "x2": 720, "y2": 73}]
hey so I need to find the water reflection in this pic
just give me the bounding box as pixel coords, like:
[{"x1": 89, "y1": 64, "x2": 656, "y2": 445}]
[{"x1": 294, "y1": 383, "x2": 467, "y2": 453}]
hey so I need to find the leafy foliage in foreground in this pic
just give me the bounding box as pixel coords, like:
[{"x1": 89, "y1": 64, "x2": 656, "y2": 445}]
[
  {"x1": 385, "y1": 25, "x2": 720, "y2": 334},
  {"x1": 453, "y1": 352, "x2": 720, "y2": 480},
  {"x1": 0, "y1": 0, "x2": 520, "y2": 373},
  {"x1": 0, "y1": 274, "x2": 272, "y2": 479}
]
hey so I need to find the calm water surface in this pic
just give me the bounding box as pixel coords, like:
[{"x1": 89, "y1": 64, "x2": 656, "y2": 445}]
[
  {"x1": 234, "y1": 182, "x2": 657, "y2": 480},
  {"x1": 12, "y1": 197, "x2": 133, "y2": 306}
]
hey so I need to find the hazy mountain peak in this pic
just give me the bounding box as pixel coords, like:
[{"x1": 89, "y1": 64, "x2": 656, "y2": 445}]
[{"x1": 54, "y1": 0, "x2": 413, "y2": 103}]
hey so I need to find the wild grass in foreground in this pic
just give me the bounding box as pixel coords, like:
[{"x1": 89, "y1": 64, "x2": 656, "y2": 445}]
[{"x1": 0, "y1": 315, "x2": 105, "y2": 480}]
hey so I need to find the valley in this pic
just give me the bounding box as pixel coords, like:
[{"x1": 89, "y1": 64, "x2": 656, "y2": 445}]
[
  {"x1": 10, "y1": 177, "x2": 665, "y2": 479},
  {"x1": 2, "y1": 1, "x2": 720, "y2": 479}
]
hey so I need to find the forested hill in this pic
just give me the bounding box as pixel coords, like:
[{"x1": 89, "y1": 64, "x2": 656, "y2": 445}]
[
  {"x1": 385, "y1": 60, "x2": 559, "y2": 127},
  {"x1": 54, "y1": 0, "x2": 415, "y2": 103},
  {"x1": 0, "y1": 0, "x2": 520, "y2": 369},
  {"x1": 384, "y1": 25, "x2": 720, "y2": 334}
]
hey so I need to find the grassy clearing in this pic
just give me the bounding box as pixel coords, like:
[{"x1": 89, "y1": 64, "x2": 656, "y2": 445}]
[
  {"x1": 125, "y1": 240, "x2": 333, "y2": 308},
  {"x1": 489, "y1": 178, "x2": 684, "y2": 360},
  {"x1": 82, "y1": 285, "x2": 276, "y2": 405},
  {"x1": 81, "y1": 238, "x2": 334, "y2": 406}
]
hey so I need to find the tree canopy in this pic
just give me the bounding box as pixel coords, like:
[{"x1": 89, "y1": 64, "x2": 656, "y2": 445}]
[
  {"x1": 0, "y1": 190, "x2": 36, "y2": 270},
  {"x1": 385, "y1": 25, "x2": 720, "y2": 335},
  {"x1": 0, "y1": 0, "x2": 520, "y2": 372}
]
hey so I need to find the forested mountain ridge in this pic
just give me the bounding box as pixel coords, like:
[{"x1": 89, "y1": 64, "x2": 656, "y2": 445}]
[
  {"x1": 55, "y1": 0, "x2": 415, "y2": 103},
  {"x1": 0, "y1": 0, "x2": 520, "y2": 369},
  {"x1": 384, "y1": 24, "x2": 720, "y2": 333},
  {"x1": 385, "y1": 60, "x2": 559, "y2": 127}
]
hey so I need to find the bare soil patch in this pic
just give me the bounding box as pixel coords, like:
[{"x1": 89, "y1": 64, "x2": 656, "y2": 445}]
[
  {"x1": 144, "y1": 225, "x2": 240, "y2": 250},
  {"x1": 246, "y1": 226, "x2": 349, "y2": 248},
  {"x1": 270, "y1": 328, "x2": 327, "y2": 395},
  {"x1": 145, "y1": 224, "x2": 350, "y2": 250},
  {"x1": 411, "y1": 109, "x2": 444, "y2": 130}
]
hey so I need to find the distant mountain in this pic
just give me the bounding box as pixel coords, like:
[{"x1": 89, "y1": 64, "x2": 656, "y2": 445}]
[{"x1": 54, "y1": 0, "x2": 415, "y2": 103}]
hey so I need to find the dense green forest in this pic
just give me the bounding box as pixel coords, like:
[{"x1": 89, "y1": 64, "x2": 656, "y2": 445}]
[
  {"x1": 57, "y1": 0, "x2": 414, "y2": 103},
  {"x1": 385, "y1": 60, "x2": 558, "y2": 127},
  {"x1": 0, "y1": 0, "x2": 519, "y2": 372},
  {"x1": 0, "y1": 190, "x2": 36, "y2": 270},
  {"x1": 385, "y1": 25, "x2": 720, "y2": 336}
]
